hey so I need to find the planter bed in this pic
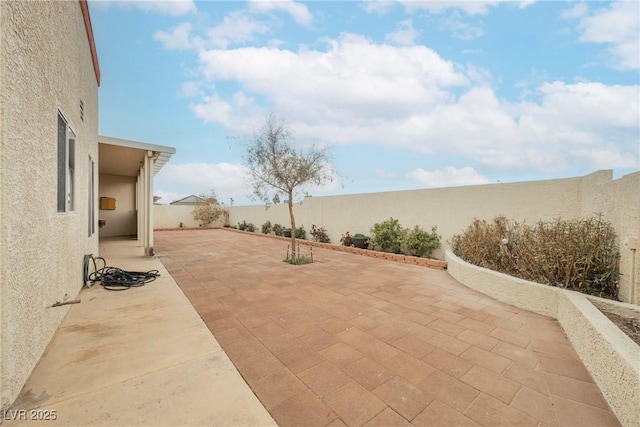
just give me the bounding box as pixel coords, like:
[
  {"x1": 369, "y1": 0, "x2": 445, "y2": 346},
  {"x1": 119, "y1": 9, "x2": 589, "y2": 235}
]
[{"x1": 220, "y1": 227, "x2": 447, "y2": 270}]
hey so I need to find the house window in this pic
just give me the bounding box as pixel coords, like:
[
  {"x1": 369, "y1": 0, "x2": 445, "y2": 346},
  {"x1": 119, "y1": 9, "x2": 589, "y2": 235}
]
[
  {"x1": 57, "y1": 112, "x2": 76, "y2": 213},
  {"x1": 88, "y1": 155, "x2": 95, "y2": 236}
]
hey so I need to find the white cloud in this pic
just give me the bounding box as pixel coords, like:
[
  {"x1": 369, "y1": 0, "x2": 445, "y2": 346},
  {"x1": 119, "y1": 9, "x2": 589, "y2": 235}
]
[
  {"x1": 560, "y1": 3, "x2": 588, "y2": 20},
  {"x1": 179, "y1": 81, "x2": 201, "y2": 97},
  {"x1": 104, "y1": 0, "x2": 196, "y2": 16},
  {"x1": 400, "y1": 1, "x2": 500, "y2": 16},
  {"x1": 153, "y1": 190, "x2": 187, "y2": 205},
  {"x1": 156, "y1": 160, "x2": 339, "y2": 206},
  {"x1": 154, "y1": 11, "x2": 272, "y2": 51},
  {"x1": 361, "y1": 0, "x2": 396, "y2": 15},
  {"x1": 386, "y1": 19, "x2": 420, "y2": 46},
  {"x1": 248, "y1": 0, "x2": 313, "y2": 26},
  {"x1": 407, "y1": 166, "x2": 490, "y2": 187},
  {"x1": 565, "y1": 1, "x2": 640, "y2": 70},
  {"x1": 154, "y1": 22, "x2": 198, "y2": 50},
  {"x1": 206, "y1": 11, "x2": 271, "y2": 49},
  {"x1": 438, "y1": 13, "x2": 484, "y2": 40},
  {"x1": 399, "y1": 0, "x2": 535, "y2": 15},
  {"x1": 184, "y1": 35, "x2": 637, "y2": 175},
  {"x1": 196, "y1": 34, "x2": 467, "y2": 128},
  {"x1": 190, "y1": 91, "x2": 264, "y2": 129},
  {"x1": 299, "y1": 165, "x2": 342, "y2": 198},
  {"x1": 155, "y1": 162, "x2": 250, "y2": 204}
]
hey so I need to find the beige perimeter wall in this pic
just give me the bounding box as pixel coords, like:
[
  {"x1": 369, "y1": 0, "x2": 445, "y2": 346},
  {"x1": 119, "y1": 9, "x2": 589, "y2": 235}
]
[
  {"x1": 0, "y1": 1, "x2": 100, "y2": 408},
  {"x1": 154, "y1": 204, "x2": 225, "y2": 229},
  {"x1": 215, "y1": 170, "x2": 639, "y2": 304}
]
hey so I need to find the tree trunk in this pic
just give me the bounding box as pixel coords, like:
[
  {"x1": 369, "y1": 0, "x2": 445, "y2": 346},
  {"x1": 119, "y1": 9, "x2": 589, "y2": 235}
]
[{"x1": 288, "y1": 192, "x2": 296, "y2": 262}]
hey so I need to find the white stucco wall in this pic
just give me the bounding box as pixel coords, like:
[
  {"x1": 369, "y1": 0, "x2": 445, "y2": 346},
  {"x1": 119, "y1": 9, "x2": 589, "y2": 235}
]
[
  {"x1": 154, "y1": 205, "x2": 225, "y2": 229},
  {"x1": 99, "y1": 174, "x2": 137, "y2": 237},
  {"x1": 231, "y1": 172, "x2": 586, "y2": 257},
  {"x1": 579, "y1": 172, "x2": 640, "y2": 304},
  {"x1": 0, "y1": 1, "x2": 99, "y2": 408}
]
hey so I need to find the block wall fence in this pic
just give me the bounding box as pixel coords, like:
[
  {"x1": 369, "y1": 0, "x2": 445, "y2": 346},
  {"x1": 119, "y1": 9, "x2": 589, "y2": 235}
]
[{"x1": 154, "y1": 170, "x2": 640, "y2": 305}]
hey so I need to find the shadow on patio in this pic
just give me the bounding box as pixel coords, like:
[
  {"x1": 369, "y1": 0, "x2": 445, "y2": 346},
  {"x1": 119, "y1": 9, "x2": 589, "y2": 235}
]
[{"x1": 5, "y1": 237, "x2": 275, "y2": 426}]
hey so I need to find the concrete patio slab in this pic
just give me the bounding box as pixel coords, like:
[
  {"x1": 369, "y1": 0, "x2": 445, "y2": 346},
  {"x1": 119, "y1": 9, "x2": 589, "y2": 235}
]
[
  {"x1": 155, "y1": 229, "x2": 621, "y2": 427},
  {"x1": 5, "y1": 238, "x2": 275, "y2": 427}
]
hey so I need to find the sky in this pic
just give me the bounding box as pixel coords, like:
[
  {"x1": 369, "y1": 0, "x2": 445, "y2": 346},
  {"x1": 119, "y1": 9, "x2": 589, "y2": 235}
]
[{"x1": 89, "y1": 0, "x2": 640, "y2": 206}]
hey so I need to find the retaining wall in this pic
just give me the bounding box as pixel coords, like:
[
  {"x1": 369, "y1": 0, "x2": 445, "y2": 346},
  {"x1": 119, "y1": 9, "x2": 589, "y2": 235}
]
[{"x1": 446, "y1": 250, "x2": 640, "y2": 427}]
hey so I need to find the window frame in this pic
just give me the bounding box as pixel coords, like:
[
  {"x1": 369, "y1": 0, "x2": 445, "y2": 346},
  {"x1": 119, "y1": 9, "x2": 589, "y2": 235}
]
[
  {"x1": 88, "y1": 155, "x2": 95, "y2": 235},
  {"x1": 57, "y1": 110, "x2": 76, "y2": 213}
]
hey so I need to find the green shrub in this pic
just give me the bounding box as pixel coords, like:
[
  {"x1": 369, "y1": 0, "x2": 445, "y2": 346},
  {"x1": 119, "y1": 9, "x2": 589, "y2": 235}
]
[
  {"x1": 272, "y1": 223, "x2": 284, "y2": 236},
  {"x1": 403, "y1": 226, "x2": 441, "y2": 258},
  {"x1": 295, "y1": 225, "x2": 306, "y2": 240},
  {"x1": 450, "y1": 215, "x2": 620, "y2": 299},
  {"x1": 238, "y1": 220, "x2": 256, "y2": 232},
  {"x1": 370, "y1": 218, "x2": 406, "y2": 254},
  {"x1": 310, "y1": 225, "x2": 330, "y2": 243},
  {"x1": 261, "y1": 220, "x2": 273, "y2": 234}
]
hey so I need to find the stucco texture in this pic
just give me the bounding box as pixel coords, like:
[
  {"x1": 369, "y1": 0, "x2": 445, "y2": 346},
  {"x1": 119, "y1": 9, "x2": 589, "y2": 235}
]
[
  {"x1": 154, "y1": 204, "x2": 225, "y2": 229},
  {"x1": 0, "y1": 1, "x2": 99, "y2": 408}
]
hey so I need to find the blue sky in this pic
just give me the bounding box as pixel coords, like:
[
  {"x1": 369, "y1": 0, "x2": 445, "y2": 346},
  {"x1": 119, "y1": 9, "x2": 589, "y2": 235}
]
[{"x1": 90, "y1": 0, "x2": 639, "y2": 206}]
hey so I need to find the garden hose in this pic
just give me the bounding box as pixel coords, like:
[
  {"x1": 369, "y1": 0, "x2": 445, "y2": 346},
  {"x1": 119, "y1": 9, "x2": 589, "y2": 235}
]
[{"x1": 83, "y1": 254, "x2": 160, "y2": 291}]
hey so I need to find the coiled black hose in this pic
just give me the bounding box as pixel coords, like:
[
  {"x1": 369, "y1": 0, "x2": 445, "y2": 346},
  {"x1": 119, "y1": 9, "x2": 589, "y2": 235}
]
[{"x1": 83, "y1": 254, "x2": 160, "y2": 291}]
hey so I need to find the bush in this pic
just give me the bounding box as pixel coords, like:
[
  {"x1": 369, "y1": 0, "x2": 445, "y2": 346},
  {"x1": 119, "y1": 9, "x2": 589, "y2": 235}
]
[
  {"x1": 450, "y1": 215, "x2": 620, "y2": 299},
  {"x1": 238, "y1": 220, "x2": 256, "y2": 232},
  {"x1": 261, "y1": 220, "x2": 273, "y2": 234},
  {"x1": 403, "y1": 226, "x2": 441, "y2": 258},
  {"x1": 192, "y1": 194, "x2": 223, "y2": 227},
  {"x1": 340, "y1": 232, "x2": 353, "y2": 246},
  {"x1": 370, "y1": 218, "x2": 406, "y2": 254},
  {"x1": 295, "y1": 225, "x2": 306, "y2": 240},
  {"x1": 310, "y1": 224, "x2": 330, "y2": 243},
  {"x1": 273, "y1": 223, "x2": 284, "y2": 236}
]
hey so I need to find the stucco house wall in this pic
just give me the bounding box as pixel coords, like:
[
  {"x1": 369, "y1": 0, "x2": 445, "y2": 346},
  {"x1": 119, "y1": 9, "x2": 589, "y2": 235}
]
[
  {"x1": 225, "y1": 170, "x2": 639, "y2": 304},
  {"x1": 0, "y1": 0, "x2": 99, "y2": 408}
]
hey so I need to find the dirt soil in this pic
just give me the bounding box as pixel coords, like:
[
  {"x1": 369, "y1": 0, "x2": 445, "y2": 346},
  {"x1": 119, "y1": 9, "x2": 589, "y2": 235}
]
[{"x1": 602, "y1": 311, "x2": 640, "y2": 346}]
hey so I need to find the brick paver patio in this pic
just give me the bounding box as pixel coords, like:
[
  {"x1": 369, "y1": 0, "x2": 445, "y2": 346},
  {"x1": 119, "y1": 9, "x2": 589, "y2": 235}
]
[{"x1": 155, "y1": 229, "x2": 620, "y2": 427}]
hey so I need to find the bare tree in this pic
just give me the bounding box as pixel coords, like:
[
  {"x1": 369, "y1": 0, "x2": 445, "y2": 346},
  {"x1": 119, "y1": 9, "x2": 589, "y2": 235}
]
[{"x1": 245, "y1": 114, "x2": 334, "y2": 262}]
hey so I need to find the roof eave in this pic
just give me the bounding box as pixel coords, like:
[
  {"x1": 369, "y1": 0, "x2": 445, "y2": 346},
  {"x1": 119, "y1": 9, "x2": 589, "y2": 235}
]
[{"x1": 79, "y1": 0, "x2": 101, "y2": 86}]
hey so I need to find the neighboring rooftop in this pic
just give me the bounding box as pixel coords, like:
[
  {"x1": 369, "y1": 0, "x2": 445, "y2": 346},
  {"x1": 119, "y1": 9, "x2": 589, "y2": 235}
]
[{"x1": 170, "y1": 195, "x2": 205, "y2": 206}]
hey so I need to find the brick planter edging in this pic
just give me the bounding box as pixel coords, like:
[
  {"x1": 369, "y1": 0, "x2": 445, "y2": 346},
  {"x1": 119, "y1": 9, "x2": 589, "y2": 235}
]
[
  {"x1": 155, "y1": 226, "x2": 447, "y2": 269},
  {"x1": 221, "y1": 227, "x2": 447, "y2": 270}
]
